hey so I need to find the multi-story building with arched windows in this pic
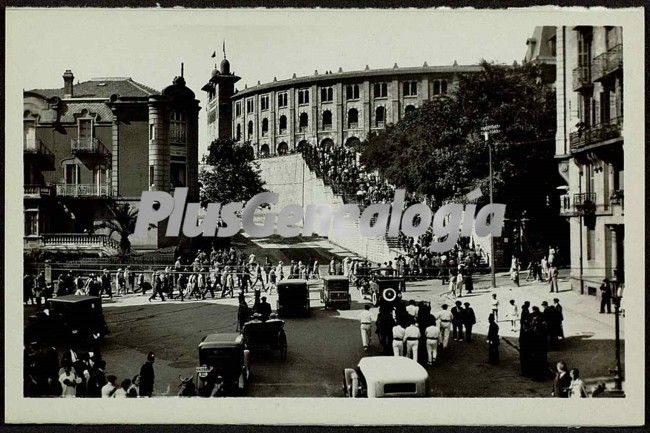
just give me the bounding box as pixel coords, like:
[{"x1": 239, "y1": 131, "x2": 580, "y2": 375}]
[{"x1": 203, "y1": 60, "x2": 482, "y2": 155}]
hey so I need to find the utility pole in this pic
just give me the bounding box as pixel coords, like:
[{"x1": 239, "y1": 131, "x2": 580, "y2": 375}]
[
  {"x1": 482, "y1": 124, "x2": 500, "y2": 289},
  {"x1": 611, "y1": 290, "x2": 624, "y2": 391}
]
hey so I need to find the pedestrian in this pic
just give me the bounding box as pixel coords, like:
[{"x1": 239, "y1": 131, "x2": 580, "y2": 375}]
[
  {"x1": 490, "y1": 293, "x2": 499, "y2": 322},
  {"x1": 529, "y1": 306, "x2": 549, "y2": 380},
  {"x1": 127, "y1": 375, "x2": 140, "y2": 397},
  {"x1": 462, "y1": 302, "x2": 476, "y2": 342},
  {"x1": 451, "y1": 301, "x2": 464, "y2": 341},
  {"x1": 487, "y1": 313, "x2": 500, "y2": 365},
  {"x1": 507, "y1": 299, "x2": 519, "y2": 332},
  {"x1": 113, "y1": 378, "x2": 131, "y2": 398},
  {"x1": 448, "y1": 270, "x2": 457, "y2": 297},
  {"x1": 435, "y1": 304, "x2": 452, "y2": 349},
  {"x1": 404, "y1": 319, "x2": 421, "y2": 361},
  {"x1": 519, "y1": 301, "x2": 532, "y2": 377},
  {"x1": 258, "y1": 296, "x2": 272, "y2": 321},
  {"x1": 101, "y1": 375, "x2": 118, "y2": 398},
  {"x1": 541, "y1": 256, "x2": 549, "y2": 280},
  {"x1": 424, "y1": 321, "x2": 440, "y2": 365},
  {"x1": 148, "y1": 273, "x2": 166, "y2": 302},
  {"x1": 551, "y1": 361, "x2": 571, "y2": 398},
  {"x1": 392, "y1": 320, "x2": 406, "y2": 356},
  {"x1": 599, "y1": 278, "x2": 612, "y2": 313},
  {"x1": 359, "y1": 304, "x2": 373, "y2": 351},
  {"x1": 139, "y1": 352, "x2": 155, "y2": 397},
  {"x1": 23, "y1": 273, "x2": 35, "y2": 305},
  {"x1": 568, "y1": 368, "x2": 587, "y2": 398},
  {"x1": 542, "y1": 301, "x2": 559, "y2": 347},
  {"x1": 59, "y1": 363, "x2": 82, "y2": 398},
  {"x1": 251, "y1": 263, "x2": 266, "y2": 292},
  {"x1": 455, "y1": 268, "x2": 464, "y2": 297},
  {"x1": 548, "y1": 264, "x2": 559, "y2": 293},
  {"x1": 101, "y1": 269, "x2": 112, "y2": 299},
  {"x1": 405, "y1": 299, "x2": 419, "y2": 318},
  {"x1": 553, "y1": 298, "x2": 565, "y2": 339}
]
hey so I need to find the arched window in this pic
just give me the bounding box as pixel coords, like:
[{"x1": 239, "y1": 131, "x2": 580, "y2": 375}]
[
  {"x1": 262, "y1": 118, "x2": 269, "y2": 135},
  {"x1": 375, "y1": 106, "x2": 385, "y2": 127},
  {"x1": 247, "y1": 120, "x2": 254, "y2": 136},
  {"x1": 236, "y1": 124, "x2": 241, "y2": 141},
  {"x1": 405, "y1": 105, "x2": 416, "y2": 116},
  {"x1": 277, "y1": 142, "x2": 288, "y2": 155},
  {"x1": 260, "y1": 144, "x2": 270, "y2": 157},
  {"x1": 279, "y1": 115, "x2": 287, "y2": 133},
  {"x1": 347, "y1": 108, "x2": 358, "y2": 129},
  {"x1": 322, "y1": 110, "x2": 332, "y2": 129},
  {"x1": 299, "y1": 112, "x2": 309, "y2": 131}
]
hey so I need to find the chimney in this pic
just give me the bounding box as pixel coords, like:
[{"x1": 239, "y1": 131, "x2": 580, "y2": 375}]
[{"x1": 63, "y1": 70, "x2": 74, "y2": 97}]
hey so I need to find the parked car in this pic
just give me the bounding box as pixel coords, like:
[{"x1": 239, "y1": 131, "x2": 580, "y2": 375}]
[
  {"x1": 242, "y1": 318, "x2": 288, "y2": 361},
  {"x1": 343, "y1": 356, "x2": 429, "y2": 398},
  {"x1": 196, "y1": 333, "x2": 250, "y2": 396},
  {"x1": 362, "y1": 272, "x2": 405, "y2": 307},
  {"x1": 25, "y1": 295, "x2": 108, "y2": 346},
  {"x1": 320, "y1": 275, "x2": 352, "y2": 310},
  {"x1": 276, "y1": 279, "x2": 310, "y2": 317}
]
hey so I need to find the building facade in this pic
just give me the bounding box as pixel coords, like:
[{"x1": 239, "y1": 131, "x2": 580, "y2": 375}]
[
  {"x1": 555, "y1": 26, "x2": 624, "y2": 295},
  {"x1": 202, "y1": 61, "x2": 482, "y2": 155},
  {"x1": 24, "y1": 71, "x2": 200, "y2": 254}
]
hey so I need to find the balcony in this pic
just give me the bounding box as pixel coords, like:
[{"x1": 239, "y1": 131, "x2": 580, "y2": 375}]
[
  {"x1": 573, "y1": 192, "x2": 597, "y2": 216},
  {"x1": 56, "y1": 183, "x2": 112, "y2": 197},
  {"x1": 23, "y1": 138, "x2": 55, "y2": 169},
  {"x1": 592, "y1": 44, "x2": 623, "y2": 82},
  {"x1": 610, "y1": 189, "x2": 624, "y2": 209},
  {"x1": 559, "y1": 193, "x2": 574, "y2": 216},
  {"x1": 569, "y1": 116, "x2": 623, "y2": 151},
  {"x1": 42, "y1": 233, "x2": 120, "y2": 251},
  {"x1": 572, "y1": 65, "x2": 593, "y2": 91},
  {"x1": 24, "y1": 185, "x2": 54, "y2": 198}
]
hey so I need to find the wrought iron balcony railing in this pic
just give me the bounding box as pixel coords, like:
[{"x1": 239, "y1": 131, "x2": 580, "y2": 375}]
[
  {"x1": 592, "y1": 44, "x2": 623, "y2": 82},
  {"x1": 569, "y1": 116, "x2": 623, "y2": 151},
  {"x1": 24, "y1": 185, "x2": 54, "y2": 197},
  {"x1": 56, "y1": 183, "x2": 111, "y2": 197},
  {"x1": 572, "y1": 65, "x2": 592, "y2": 91},
  {"x1": 71, "y1": 137, "x2": 107, "y2": 154}
]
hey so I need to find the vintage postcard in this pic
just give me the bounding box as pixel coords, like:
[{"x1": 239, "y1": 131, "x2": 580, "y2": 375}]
[{"x1": 4, "y1": 6, "x2": 645, "y2": 426}]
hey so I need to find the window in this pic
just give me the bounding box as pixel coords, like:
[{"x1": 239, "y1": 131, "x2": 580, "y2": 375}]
[
  {"x1": 78, "y1": 118, "x2": 93, "y2": 146},
  {"x1": 580, "y1": 94, "x2": 594, "y2": 127},
  {"x1": 149, "y1": 165, "x2": 154, "y2": 186},
  {"x1": 236, "y1": 124, "x2": 241, "y2": 141},
  {"x1": 279, "y1": 115, "x2": 287, "y2": 133},
  {"x1": 346, "y1": 84, "x2": 360, "y2": 100},
  {"x1": 24, "y1": 119, "x2": 36, "y2": 151},
  {"x1": 321, "y1": 87, "x2": 333, "y2": 102},
  {"x1": 235, "y1": 101, "x2": 242, "y2": 116},
  {"x1": 262, "y1": 118, "x2": 269, "y2": 135},
  {"x1": 322, "y1": 110, "x2": 332, "y2": 129},
  {"x1": 605, "y1": 27, "x2": 617, "y2": 50},
  {"x1": 261, "y1": 95, "x2": 270, "y2": 111},
  {"x1": 405, "y1": 105, "x2": 416, "y2": 116},
  {"x1": 586, "y1": 226, "x2": 596, "y2": 261},
  {"x1": 149, "y1": 123, "x2": 155, "y2": 141},
  {"x1": 170, "y1": 111, "x2": 186, "y2": 144},
  {"x1": 299, "y1": 113, "x2": 309, "y2": 131},
  {"x1": 433, "y1": 80, "x2": 448, "y2": 95},
  {"x1": 373, "y1": 83, "x2": 387, "y2": 98},
  {"x1": 577, "y1": 29, "x2": 592, "y2": 67},
  {"x1": 278, "y1": 92, "x2": 288, "y2": 108},
  {"x1": 65, "y1": 164, "x2": 80, "y2": 185},
  {"x1": 170, "y1": 162, "x2": 187, "y2": 188},
  {"x1": 246, "y1": 99, "x2": 254, "y2": 114},
  {"x1": 247, "y1": 120, "x2": 254, "y2": 136},
  {"x1": 548, "y1": 36, "x2": 557, "y2": 57},
  {"x1": 403, "y1": 81, "x2": 417, "y2": 96},
  {"x1": 600, "y1": 89, "x2": 611, "y2": 123},
  {"x1": 25, "y1": 210, "x2": 38, "y2": 236},
  {"x1": 298, "y1": 89, "x2": 310, "y2": 105},
  {"x1": 347, "y1": 108, "x2": 358, "y2": 129},
  {"x1": 375, "y1": 106, "x2": 385, "y2": 127}
]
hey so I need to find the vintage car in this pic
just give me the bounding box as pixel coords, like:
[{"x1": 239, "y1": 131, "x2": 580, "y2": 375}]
[
  {"x1": 25, "y1": 295, "x2": 108, "y2": 345},
  {"x1": 276, "y1": 279, "x2": 310, "y2": 317},
  {"x1": 320, "y1": 275, "x2": 352, "y2": 310},
  {"x1": 242, "y1": 319, "x2": 288, "y2": 361},
  {"x1": 343, "y1": 356, "x2": 429, "y2": 398},
  {"x1": 196, "y1": 333, "x2": 250, "y2": 396},
  {"x1": 361, "y1": 271, "x2": 405, "y2": 307}
]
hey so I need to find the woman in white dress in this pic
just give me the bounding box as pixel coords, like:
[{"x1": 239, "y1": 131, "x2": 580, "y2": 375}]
[
  {"x1": 568, "y1": 368, "x2": 587, "y2": 398},
  {"x1": 507, "y1": 299, "x2": 519, "y2": 332}
]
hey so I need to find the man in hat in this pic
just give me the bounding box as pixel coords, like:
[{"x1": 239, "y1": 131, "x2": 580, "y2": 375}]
[
  {"x1": 138, "y1": 352, "x2": 156, "y2": 397},
  {"x1": 599, "y1": 278, "x2": 612, "y2": 314},
  {"x1": 463, "y1": 302, "x2": 477, "y2": 342},
  {"x1": 451, "y1": 301, "x2": 465, "y2": 341},
  {"x1": 258, "y1": 296, "x2": 272, "y2": 321}
]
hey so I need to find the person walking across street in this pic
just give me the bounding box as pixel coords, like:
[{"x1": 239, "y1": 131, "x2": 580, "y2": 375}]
[
  {"x1": 451, "y1": 301, "x2": 464, "y2": 341},
  {"x1": 507, "y1": 299, "x2": 519, "y2": 332},
  {"x1": 404, "y1": 319, "x2": 421, "y2": 361},
  {"x1": 462, "y1": 302, "x2": 476, "y2": 342},
  {"x1": 553, "y1": 298, "x2": 565, "y2": 339},
  {"x1": 392, "y1": 321, "x2": 406, "y2": 356},
  {"x1": 548, "y1": 264, "x2": 559, "y2": 293},
  {"x1": 435, "y1": 304, "x2": 453, "y2": 349},
  {"x1": 490, "y1": 294, "x2": 499, "y2": 322},
  {"x1": 359, "y1": 305, "x2": 373, "y2": 351},
  {"x1": 424, "y1": 321, "x2": 440, "y2": 365},
  {"x1": 487, "y1": 313, "x2": 500, "y2": 365},
  {"x1": 139, "y1": 352, "x2": 155, "y2": 397}
]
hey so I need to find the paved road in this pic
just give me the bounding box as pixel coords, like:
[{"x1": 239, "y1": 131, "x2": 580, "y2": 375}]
[{"x1": 97, "y1": 268, "x2": 622, "y2": 398}]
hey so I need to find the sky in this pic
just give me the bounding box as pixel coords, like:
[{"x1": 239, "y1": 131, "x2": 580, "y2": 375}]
[{"x1": 8, "y1": 8, "x2": 537, "y2": 157}]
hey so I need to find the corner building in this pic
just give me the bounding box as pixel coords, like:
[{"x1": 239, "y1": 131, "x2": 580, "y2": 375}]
[{"x1": 203, "y1": 61, "x2": 482, "y2": 155}]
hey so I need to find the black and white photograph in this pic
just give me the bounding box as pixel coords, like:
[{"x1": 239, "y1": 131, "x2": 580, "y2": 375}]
[{"x1": 4, "y1": 5, "x2": 645, "y2": 426}]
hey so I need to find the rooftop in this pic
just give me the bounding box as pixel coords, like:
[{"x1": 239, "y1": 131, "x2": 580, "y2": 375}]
[{"x1": 27, "y1": 77, "x2": 160, "y2": 100}]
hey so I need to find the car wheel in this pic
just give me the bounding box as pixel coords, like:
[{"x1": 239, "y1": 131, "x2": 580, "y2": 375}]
[{"x1": 371, "y1": 291, "x2": 378, "y2": 307}]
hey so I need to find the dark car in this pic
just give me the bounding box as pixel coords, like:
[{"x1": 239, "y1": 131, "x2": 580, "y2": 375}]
[
  {"x1": 320, "y1": 275, "x2": 351, "y2": 310},
  {"x1": 276, "y1": 279, "x2": 310, "y2": 317},
  {"x1": 242, "y1": 319, "x2": 288, "y2": 361},
  {"x1": 362, "y1": 269, "x2": 405, "y2": 307},
  {"x1": 196, "y1": 333, "x2": 250, "y2": 396},
  {"x1": 25, "y1": 295, "x2": 109, "y2": 346}
]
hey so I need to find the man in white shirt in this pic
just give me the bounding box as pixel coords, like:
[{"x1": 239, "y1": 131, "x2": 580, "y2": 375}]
[
  {"x1": 359, "y1": 305, "x2": 373, "y2": 351},
  {"x1": 436, "y1": 304, "x2": 453, "y2": 349},
  {"x1": 59, "y1": 365, "x2": 82, "y2": 398},
  {"x1": 404, "y1": 320, "x2": 421, "y2": 360},
  {"x1": 405, "y1": 300, "x2": 419, "y2": 318},
  {"x1": 101, "y1": 375, "x2": 118, "y2": 398},
  {"x1": 392, "y1": 322, "x2": 406, "y2": 356},
  {"x1": 425, "y1": 322, "x2": 441, "y2": 365}
]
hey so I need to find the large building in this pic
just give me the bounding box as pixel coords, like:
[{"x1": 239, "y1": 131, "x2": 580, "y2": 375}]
[
  {"x1": 24, "y1": 70, "x2": 200, "y2": 254},
  {"x1": 555, "y1": 26, "x2": 624, "y2": 295},
  {"x1": 202, "y1": 59, "x2": 482, "y2": 155}
]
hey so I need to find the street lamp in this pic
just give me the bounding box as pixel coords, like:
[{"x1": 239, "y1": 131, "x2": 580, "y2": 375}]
[
  {"x1": 610, "y1": 284, "x2": 624, "y2": 391},
  {"x1": 481, "y1": 124, "x2": 500, "y2": 289}
]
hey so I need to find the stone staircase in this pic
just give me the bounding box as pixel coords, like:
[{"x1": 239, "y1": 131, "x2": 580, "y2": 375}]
[{"x1": 256, "y1": 154, "x2": 402, "y2": 264}]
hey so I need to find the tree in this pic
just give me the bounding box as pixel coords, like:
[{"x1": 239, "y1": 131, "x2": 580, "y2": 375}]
[
  {"x1": 98, "y1": 201, "x2": 138, "y2": 259},
  {"x1": 200, "y1": 138, "x2": 266, "y2": 206}
]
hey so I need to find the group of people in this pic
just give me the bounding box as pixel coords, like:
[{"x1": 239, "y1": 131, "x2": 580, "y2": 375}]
[
  {"x1": 360, "y1": 299, "x2": 494, "y2": 366},
  {"x1": 25, "y1": 343, "x2": 157, "y2": 399}
]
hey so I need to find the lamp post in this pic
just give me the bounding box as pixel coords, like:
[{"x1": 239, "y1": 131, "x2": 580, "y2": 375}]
[
  {"x1": 610, "y1": 284, "x2": 624, "y2": 391},
  {"x1": 481, "y1": 124, "x2": 500, "y2": 289}
]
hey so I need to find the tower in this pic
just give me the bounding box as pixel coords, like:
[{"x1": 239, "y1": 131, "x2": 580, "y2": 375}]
[{"x1": 201, "y1": 47, "x2": 240, "y2": 143}]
